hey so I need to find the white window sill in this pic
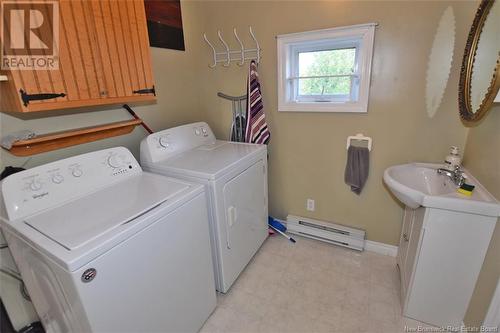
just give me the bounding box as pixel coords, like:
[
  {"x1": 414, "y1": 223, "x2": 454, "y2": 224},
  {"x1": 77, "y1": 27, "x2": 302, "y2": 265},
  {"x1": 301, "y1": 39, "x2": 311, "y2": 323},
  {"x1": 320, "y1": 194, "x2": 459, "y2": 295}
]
[{"x1": 278, "y1": 101, "x2": 367, "y2": 113}]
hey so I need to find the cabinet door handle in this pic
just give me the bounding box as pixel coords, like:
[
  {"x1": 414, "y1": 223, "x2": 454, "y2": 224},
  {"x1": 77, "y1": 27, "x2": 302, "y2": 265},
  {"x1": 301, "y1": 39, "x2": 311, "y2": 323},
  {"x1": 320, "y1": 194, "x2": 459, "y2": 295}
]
[
  {"x1": 132, "y1": 85, "x2": 155, "y2": 96},
  {"x1": 20, "y1": 89, "x2": 66, "y2": 106},
  {"x1": 403, "y1": 233, "x2": 409, "y2": 242}
]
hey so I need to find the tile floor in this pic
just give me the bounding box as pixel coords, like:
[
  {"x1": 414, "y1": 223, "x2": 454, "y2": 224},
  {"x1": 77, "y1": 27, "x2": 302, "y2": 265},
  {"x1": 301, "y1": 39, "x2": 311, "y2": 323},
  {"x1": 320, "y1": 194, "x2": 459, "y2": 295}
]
[{"x1": 200, "y1": 234, "x2": 435, "y2": 333}]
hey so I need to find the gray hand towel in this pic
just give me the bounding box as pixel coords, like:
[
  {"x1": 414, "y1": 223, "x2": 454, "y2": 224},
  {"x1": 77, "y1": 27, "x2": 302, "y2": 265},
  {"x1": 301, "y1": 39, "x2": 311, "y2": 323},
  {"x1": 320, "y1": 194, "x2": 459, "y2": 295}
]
[{"x1": 344, "y1": 146, "x2": 370, "y2": 195}]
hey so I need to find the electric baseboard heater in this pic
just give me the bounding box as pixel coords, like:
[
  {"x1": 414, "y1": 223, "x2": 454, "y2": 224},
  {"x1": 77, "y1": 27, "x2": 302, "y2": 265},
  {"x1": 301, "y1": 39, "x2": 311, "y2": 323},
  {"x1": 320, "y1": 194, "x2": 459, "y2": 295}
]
[{"x1": 285, "y1": 215, "x2": 365, "y2": 251}]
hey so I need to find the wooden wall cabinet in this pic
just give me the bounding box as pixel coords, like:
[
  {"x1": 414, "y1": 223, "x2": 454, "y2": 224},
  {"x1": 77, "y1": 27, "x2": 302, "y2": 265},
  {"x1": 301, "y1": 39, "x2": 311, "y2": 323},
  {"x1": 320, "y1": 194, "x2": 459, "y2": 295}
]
[{"x1": 0, "y1": 0, "x2": 156, "y2": 113}]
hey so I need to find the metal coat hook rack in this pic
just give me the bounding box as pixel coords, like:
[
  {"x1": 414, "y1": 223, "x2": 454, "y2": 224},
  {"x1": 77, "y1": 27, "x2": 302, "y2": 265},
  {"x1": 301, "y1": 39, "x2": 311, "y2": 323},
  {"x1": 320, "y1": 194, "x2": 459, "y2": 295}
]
[{"x1": 203, "y1": 26, "x2": 261, "y2": 68}]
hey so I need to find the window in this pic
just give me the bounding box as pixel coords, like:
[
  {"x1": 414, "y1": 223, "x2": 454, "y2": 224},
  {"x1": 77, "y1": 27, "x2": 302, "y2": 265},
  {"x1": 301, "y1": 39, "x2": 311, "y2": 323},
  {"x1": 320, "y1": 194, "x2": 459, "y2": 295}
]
[{"x1": 277, "y1": 23, "x2": 376, "y2": 113}]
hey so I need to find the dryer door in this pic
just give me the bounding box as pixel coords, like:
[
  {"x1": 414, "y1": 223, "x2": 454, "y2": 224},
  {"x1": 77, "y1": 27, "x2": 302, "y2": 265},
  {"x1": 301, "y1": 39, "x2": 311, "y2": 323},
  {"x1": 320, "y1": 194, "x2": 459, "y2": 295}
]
[{"x1": 219, "y1": 159, "x2": 268, "y2": 292}]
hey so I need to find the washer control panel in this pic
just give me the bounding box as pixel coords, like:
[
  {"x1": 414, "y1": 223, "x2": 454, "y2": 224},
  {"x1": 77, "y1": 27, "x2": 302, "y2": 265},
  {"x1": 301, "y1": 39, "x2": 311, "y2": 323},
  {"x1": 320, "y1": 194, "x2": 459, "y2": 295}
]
[
  {"x1": 140, "y1": 122, "x2": 216, "y2": 164},
  {"x1": 2, "y1": 147, "x2": 141, "y2": 221}
]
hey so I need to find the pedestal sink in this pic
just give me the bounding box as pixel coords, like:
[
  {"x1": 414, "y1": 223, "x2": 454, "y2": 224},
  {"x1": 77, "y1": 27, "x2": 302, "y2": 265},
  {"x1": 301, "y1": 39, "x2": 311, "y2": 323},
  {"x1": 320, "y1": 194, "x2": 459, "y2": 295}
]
[
  {"x1": 383, "y1": 163, "x2": 500, "y2": 217},
  {"x1": 383, "y1": 163, "x2": 499, "y2": 328}
]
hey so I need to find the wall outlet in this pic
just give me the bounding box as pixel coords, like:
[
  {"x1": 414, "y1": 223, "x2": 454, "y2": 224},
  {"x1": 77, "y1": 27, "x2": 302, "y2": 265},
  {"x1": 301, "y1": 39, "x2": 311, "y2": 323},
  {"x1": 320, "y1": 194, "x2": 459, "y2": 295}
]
[{"x1": 306, "y1": 199, "x2": 315, "y2": 211}]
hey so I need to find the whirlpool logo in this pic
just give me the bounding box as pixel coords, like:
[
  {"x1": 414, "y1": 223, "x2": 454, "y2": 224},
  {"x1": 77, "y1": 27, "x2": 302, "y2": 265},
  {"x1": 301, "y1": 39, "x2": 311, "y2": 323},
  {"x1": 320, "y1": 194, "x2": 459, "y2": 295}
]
[{"x1": 1, "y1": 0, "x2": 59, "y2": 70}]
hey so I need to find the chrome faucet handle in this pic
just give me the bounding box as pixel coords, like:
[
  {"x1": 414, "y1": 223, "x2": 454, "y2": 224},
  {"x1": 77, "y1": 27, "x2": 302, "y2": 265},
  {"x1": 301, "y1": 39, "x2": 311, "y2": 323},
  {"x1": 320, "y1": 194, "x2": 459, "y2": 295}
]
[
  {"x1": 453, "y1": 165, "x2": 466, "y2": 186},
  {"x1": 453, "y1": 165, "x2": 464, "y2": 177}
]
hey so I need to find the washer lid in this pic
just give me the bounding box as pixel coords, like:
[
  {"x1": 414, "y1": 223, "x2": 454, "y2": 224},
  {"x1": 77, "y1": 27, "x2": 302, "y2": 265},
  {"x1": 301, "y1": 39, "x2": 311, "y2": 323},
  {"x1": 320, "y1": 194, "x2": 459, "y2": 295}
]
[
  {"x1": 24, "y1": 173, "x2": 189, "y2": 250},
  {"x1": 150, "y1": 141, "x2": 266, "y2": 180}
]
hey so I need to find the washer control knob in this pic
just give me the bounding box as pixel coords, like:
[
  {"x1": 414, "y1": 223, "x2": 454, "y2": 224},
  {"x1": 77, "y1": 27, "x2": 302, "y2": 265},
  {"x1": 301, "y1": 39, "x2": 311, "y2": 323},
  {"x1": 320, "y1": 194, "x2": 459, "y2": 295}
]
[
  {"x1": 72, "y1": 168, "x2": 83, "y2": 178},
  {"x1": 159, "y1": 135, "x2": 171, "y2": 148},
  {"x1": 51, "y1": 173, "x2": 64, "y2": 184},
  {"x1": 29, "y1": 179, "x2": 42, "y2": 191},
  {"x1": 107, "y1": 154, "x2": 126, "y2": 169},
  {"x1": 202, "y1": 127, "x2": 208, "y2": 134},
  {"x1": 195, "y1": 128, "x2": 201, "y2": 136}
]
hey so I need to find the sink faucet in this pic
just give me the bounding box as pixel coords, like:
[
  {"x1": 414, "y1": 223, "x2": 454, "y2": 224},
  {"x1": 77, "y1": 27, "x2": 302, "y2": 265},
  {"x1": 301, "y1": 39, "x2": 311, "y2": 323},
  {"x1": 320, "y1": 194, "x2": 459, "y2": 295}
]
[{"x1": 437, "y1": 165, "x2": 466, "y2": 186}]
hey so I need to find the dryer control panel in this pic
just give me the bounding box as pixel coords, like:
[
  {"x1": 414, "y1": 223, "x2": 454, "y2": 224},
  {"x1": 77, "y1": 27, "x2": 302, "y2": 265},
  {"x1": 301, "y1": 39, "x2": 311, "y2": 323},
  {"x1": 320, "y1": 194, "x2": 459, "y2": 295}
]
[
  {"x1": 1, "y1": 147, "x2": 141, "y2": 221},
  {"x1": 140, "y1": 122, "x2": 216, "y2": 164}
]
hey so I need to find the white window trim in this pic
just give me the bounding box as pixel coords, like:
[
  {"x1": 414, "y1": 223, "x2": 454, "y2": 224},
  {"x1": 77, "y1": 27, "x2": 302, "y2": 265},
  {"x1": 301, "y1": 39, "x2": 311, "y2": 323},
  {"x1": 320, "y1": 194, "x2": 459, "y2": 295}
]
[{"x1": 277, "y1": 23, "x2": 377, "y2": 113}]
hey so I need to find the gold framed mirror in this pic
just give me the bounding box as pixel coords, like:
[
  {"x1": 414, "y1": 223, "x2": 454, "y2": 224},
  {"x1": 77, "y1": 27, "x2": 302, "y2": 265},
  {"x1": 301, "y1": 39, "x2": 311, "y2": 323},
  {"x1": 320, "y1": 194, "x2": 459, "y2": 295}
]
[{"x1": 458, "y1": 0, "x2": 500, "y2": 125}]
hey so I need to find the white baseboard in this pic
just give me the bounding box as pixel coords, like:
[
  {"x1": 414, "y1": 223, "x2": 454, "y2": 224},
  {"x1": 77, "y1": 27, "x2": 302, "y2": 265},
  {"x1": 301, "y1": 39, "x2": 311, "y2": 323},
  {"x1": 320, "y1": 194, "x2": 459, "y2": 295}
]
[{"x1": 365, "y1": 240, "x2": 398, "y2": 257}]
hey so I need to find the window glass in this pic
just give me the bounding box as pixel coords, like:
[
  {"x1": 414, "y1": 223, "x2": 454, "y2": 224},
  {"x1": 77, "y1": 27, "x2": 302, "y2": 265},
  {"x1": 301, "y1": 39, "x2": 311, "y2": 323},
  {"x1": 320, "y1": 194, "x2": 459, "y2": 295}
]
[{"x1": 297, "y1": 48, "x2": 356, "y2": 99}]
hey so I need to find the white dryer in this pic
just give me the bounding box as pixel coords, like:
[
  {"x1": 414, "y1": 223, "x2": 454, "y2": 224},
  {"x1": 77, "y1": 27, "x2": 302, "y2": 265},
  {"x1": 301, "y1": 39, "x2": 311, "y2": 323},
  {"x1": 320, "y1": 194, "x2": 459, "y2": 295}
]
[
  {"x1": 0, "y1": 147, "x2": 216, "y2": 333},
  {"x1": 140, "y1": 122, "x2": 268, "y2": 293}
]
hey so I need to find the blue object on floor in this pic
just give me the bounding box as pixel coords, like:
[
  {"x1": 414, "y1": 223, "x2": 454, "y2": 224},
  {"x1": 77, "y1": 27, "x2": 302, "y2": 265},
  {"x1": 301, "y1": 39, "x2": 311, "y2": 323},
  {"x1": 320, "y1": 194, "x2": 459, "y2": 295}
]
[
  {"x1": 268, "y1": 216, "x2": 286, "y2": 232},
  {"x1": 268, "y1": 224, "x2": 296, "y2": 243}
]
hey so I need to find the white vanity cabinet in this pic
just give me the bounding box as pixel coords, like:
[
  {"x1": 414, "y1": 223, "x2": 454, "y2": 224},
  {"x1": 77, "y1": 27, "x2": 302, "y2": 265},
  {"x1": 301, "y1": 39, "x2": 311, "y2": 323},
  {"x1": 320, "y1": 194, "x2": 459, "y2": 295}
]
[{"x1": 397, "y1": 206, "x2": 497, "y2": 327}]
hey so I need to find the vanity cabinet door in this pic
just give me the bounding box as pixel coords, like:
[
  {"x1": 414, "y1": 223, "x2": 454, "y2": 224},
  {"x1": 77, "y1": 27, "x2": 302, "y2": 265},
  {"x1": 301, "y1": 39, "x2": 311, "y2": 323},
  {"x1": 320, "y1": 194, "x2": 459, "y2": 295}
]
[
  {"x1": 403, "y1": 207, "x2": 425, "y2": 293},
  {"x1": 398, "y1": 207, "x2": 414, "y2": 300},
  {"x1": 398, "y1": 208, "x2": 413, "y2": 264}
]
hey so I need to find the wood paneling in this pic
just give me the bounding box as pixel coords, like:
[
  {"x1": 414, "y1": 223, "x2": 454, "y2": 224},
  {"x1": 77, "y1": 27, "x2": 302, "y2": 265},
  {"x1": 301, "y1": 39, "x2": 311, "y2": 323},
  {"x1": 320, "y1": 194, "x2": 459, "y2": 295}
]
[
  {"x1": 135, "y1": 0, "x2": 154, "y2": 88},
  {"x1": 89, "y1": 0, "x2": 117, "y2": 98},
  {"x1": 0, "y1": 0, "x2": 156, "y2": 113},
  {"x1": 0, "y1": 72, "x2": 23, "y2": 112},
  {"x1": 126, "y1": 0, "x2": 147, "y2": 90},
  {"x1": 61, "y1": 0, "x2": 91, "y2": 100}
]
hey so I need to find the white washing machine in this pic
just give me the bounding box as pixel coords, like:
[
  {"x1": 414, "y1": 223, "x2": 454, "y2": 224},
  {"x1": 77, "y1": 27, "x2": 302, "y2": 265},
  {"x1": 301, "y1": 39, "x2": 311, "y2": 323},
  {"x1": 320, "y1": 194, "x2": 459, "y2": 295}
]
[
  {"x1": 140, "y1": 122, "x2": 268, "y2": 293},
  {"x1": 0, "y1": 147, "x2": 216, "y2": 333}
]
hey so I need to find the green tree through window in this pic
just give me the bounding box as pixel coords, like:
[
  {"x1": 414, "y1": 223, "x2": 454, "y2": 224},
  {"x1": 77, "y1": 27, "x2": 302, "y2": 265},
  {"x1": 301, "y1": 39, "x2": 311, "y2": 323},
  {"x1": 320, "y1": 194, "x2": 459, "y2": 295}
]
[{"x1": 299, "y1": 48, "x2": 356, "y2": 96}]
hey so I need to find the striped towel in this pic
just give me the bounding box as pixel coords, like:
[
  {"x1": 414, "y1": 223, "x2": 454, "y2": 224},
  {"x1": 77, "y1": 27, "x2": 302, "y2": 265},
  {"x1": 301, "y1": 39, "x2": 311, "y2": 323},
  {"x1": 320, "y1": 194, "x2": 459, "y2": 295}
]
[{"x1": 245, "y1": 60, "x2": 270, "y2": 144}]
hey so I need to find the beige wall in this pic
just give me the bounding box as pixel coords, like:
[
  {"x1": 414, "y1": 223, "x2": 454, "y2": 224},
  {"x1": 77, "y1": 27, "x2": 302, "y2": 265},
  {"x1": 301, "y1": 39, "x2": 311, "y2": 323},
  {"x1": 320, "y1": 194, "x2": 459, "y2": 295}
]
[
  {"x1": 0, "y1": 1, "x2": 206, "y2": 170},
  {"x1": 195, "y1": 0, "x2": 474, "y2": 245},
  {"x1": 463, "y1": 105, "x2": 500, "y2": 327}
]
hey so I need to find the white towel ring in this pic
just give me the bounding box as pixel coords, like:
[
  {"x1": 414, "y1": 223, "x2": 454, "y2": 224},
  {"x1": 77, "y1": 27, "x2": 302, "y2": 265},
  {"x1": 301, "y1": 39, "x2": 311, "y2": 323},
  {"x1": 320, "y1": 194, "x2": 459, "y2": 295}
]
[{"x1": 346, "y1": 133, "x2": 372, "y2": 151}]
